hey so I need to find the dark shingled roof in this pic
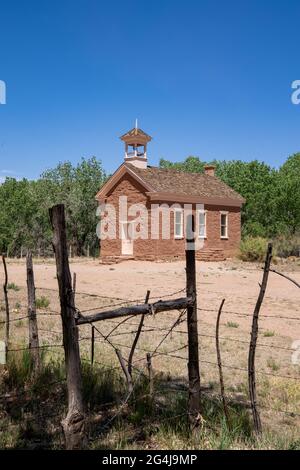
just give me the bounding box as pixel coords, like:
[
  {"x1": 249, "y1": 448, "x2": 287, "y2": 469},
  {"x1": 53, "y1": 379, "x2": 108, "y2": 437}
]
[{"x1": 126, "y1": 163, "x2": 245, "y2": 202}]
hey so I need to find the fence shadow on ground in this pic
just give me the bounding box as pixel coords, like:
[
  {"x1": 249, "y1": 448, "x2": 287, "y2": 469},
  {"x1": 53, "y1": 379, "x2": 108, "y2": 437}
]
[{"x1": 0, "y1": 353, "x2": 253, "y2": 450}]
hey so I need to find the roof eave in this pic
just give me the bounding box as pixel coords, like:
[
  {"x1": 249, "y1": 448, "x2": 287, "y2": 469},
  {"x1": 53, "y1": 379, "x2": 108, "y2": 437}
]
[{"x1": 146, "y1": 192, "x2": 245, "y2": 207}]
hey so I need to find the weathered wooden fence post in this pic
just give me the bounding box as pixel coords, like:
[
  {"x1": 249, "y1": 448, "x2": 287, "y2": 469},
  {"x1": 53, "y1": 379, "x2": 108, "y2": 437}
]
[
  {"x1": 146, "y1": 352, "x2": 153, "y2": 397},
  {"x1": 128, "y1": 289, "x2": 151, "y2": 377},
  {"x1": 116, "y1": 349, "x2": 133, "y2": 393},
  {"x1": 26, "y1": 251, "x2": 40, "y2": 375},
  {"x1": 49, "y1": 204, "x2": 86, "y2": 450},
  {"x1": 2, "y1": 255, "x2": 10, "y2": 361},
  {"x1": 215, "y1": 298, "x2": 230, "y2": 429},
  {"x1": 72, "y1": 272, "x2": 77, "y2": 300},
  {"x1": 91, "y1": 325, "x2": 95, "y2": 366},
  {"x1": 185, "y1": 214, "x2": 201, "y2": 428},
  {"x1": 248, "y1": 242, "x2": 273, "y2": 435}
]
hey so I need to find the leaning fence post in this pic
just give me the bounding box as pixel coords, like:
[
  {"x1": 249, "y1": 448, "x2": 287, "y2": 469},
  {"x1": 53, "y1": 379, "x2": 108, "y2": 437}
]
[
  {"x1": 215, "y1": 298, "x2": 230, "y2": 429},
  {"x1": 128, "y1": 290, "x2": 151, "y2": 377},
  {"x1": 185, "y1": 214, "x2": 201, "y2": 428},
  {"x1": 49, "y1": 204, "x2": 86, "y2": 450},
  {"x1": 26, "y1": 251, "x2": 41, "y2": 375},
  {"x1": 248, "y1": 242, "x2": 273, "y2": 435},
  {"x1": 116, "y1": 349, "x2": 133, "y2": 393},
  {"x1": 2, "y1": 255, "x2": 10, "y2": 362}
]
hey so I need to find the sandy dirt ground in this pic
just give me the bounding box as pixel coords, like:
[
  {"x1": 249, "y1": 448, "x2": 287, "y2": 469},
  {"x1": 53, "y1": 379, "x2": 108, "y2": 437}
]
[{"x1": 1, "y1": 257, "x2": 300, "y2": 431}]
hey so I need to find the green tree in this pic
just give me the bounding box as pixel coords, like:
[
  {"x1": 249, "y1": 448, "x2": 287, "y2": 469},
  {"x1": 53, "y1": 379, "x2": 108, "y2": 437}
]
[
  {"x1": 0, "y1": 157, "x2": 106, "y2": 257},
  {"x1": 41, "y1": 157, "x2": 106, "y2": 256},
  {"x1": 0, "y1": 178, "x2": 40, "y2": 255},
  {"x1": 215, "y1": 160, "x2": 279, "y2": 237},
  {"x1": 160, "y1": 156, "x2": 205, "y2": 173},
  {"x1": 277, "y1": 153, "x2": 300, "y2": 234},
  {"x1": 159, "y1": 156, "x2": 279, "y2": 237}
]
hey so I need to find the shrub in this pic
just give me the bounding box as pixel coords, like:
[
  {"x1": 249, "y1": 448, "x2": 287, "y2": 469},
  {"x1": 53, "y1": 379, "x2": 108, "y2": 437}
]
[
  {"x1": 263, "y1": 331, "x2": 275, "y2": 337},
  {"x1": 240, "y1": 237, "x2": 268, "y2": 262},
  {"x1": 267, "y1": 357, "x2": 280, "y2": 371},
  {"x1": 273, "y1": 234, "x2": 300, "y2": 258},
  {"x1": 7, "y1": 282, "x2": 20, "y2": 291},
  {"x1": 226, "y1": 321, "x2": 239, "y2": 328},
  {"x1": 35, "y1": 296, "x2": 50, "y2": 309}
]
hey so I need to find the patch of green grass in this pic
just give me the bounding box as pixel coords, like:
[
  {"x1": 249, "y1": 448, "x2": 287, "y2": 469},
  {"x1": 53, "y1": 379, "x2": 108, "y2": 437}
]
[
  {"x1": 3, "y1": 350, "x2": 64, "y2": 393},
  {"x1": 0, "y1": 417, "x2": 20, "y2": 448},
  {"x1": 5, "y1": 349, "x2": 34, "y2": 389},
  {"x1": 15, "y1": 320, "x2": 24, "y2": 328},
  {"x1": 91, "y1": 375, "x2": 253, "y2": 450},
  {"x1": 263, "y1": 331, "x2": 275, "y2": 338},
  {"x1": 267, "y1": 357, "x2": 280, "y2": 371},
  {"x1": 81, "y1": 361, "x2": 123, "y2": 409},
  {"x1": 36, "y1": 296, "x2": 50, "y2": 309},
  {"x1": 226, "y1": 321, "x2": 239, "y2": 329},
  {"x1": 288, "y1": 440, "x2": 300, "y2": 450},
  {"x1": 1, "y1": 352, "x2": 299, "y2": 450},
  {"x1": 15, "y1": 302, "x2": 21, "y2": 310},
  {"x1": 7, "y1": 282, "x2": 20, "y2": 291}
]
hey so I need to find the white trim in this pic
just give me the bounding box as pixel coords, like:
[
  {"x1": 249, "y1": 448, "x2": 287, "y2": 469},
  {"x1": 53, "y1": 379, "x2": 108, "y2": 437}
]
[
  {"x1": 220, "y1": 211, "x2": 229, "y2": 239},
  {"x1": 198, "y1": 209, "x2": 207, "y2": 239},
  {"x1": 174, "y1": 208, "x2": 184, "y2": 239}
]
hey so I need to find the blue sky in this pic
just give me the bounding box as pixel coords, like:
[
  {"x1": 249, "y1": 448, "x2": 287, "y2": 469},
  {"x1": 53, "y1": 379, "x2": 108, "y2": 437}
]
[{"x1": 0, "y1": 0, "x2": 299, "y2": 180}]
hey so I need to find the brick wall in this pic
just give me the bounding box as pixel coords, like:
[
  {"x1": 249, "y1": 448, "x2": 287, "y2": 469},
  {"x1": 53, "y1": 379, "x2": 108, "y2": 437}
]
[{"x1": 100, "y1": 174, "x2": 241, "y2": 261}]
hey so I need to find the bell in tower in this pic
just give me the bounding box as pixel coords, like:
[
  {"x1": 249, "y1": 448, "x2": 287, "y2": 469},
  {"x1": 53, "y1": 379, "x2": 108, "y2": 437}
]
[{"x1": 120, "y1": 121, "x2": 152, "y2": 169}]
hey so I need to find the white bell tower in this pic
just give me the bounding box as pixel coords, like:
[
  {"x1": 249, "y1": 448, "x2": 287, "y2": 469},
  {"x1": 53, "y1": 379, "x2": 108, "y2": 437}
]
[{"x1": 120, "y1": 122, "x2": 152, "y2": 169}]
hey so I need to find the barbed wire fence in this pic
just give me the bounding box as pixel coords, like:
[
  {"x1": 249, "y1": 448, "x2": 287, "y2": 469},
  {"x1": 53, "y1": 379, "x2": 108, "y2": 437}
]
[
  {"x1": 1, "y1": 204, "x2": 300, "y2": 448},
  {"x1": 1, "y1": 285, "x2": 300, "y2": 378}
]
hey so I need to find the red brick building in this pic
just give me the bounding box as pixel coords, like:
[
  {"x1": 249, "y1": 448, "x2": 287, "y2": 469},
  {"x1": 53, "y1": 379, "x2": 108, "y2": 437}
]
[{"x1": 96, "y1": 127, "x2": 245, "y2": 262}]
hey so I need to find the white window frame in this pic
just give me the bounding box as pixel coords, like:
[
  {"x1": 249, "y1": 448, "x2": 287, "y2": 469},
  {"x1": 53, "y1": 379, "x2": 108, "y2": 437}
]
[
  {"x1": 174, "y1": 208, "x2": 184, "y2": 239},
  {"x1": 220, "y1": 211, "x2": 229, "y2": 239},
  {"x1": 198, "y1": 209, "x2": 207, "y2": 239}
]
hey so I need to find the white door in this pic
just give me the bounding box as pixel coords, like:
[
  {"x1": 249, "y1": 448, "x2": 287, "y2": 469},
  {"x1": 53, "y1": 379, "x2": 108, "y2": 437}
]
[{"x1": 121, "y1": 222, "x2": 134, "y2": 256}]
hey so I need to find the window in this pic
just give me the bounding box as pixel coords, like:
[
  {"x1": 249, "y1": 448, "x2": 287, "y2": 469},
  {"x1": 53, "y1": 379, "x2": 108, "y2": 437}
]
[
  {"x1": 220, "y1": 212, "x2": 228, "y2": 238},
  {"x1": 198, "y1": 210, "x2": 207, "y2": 238},
  {"x1": 174, "y1": 209, "x2": 183, "y2": 239}
]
